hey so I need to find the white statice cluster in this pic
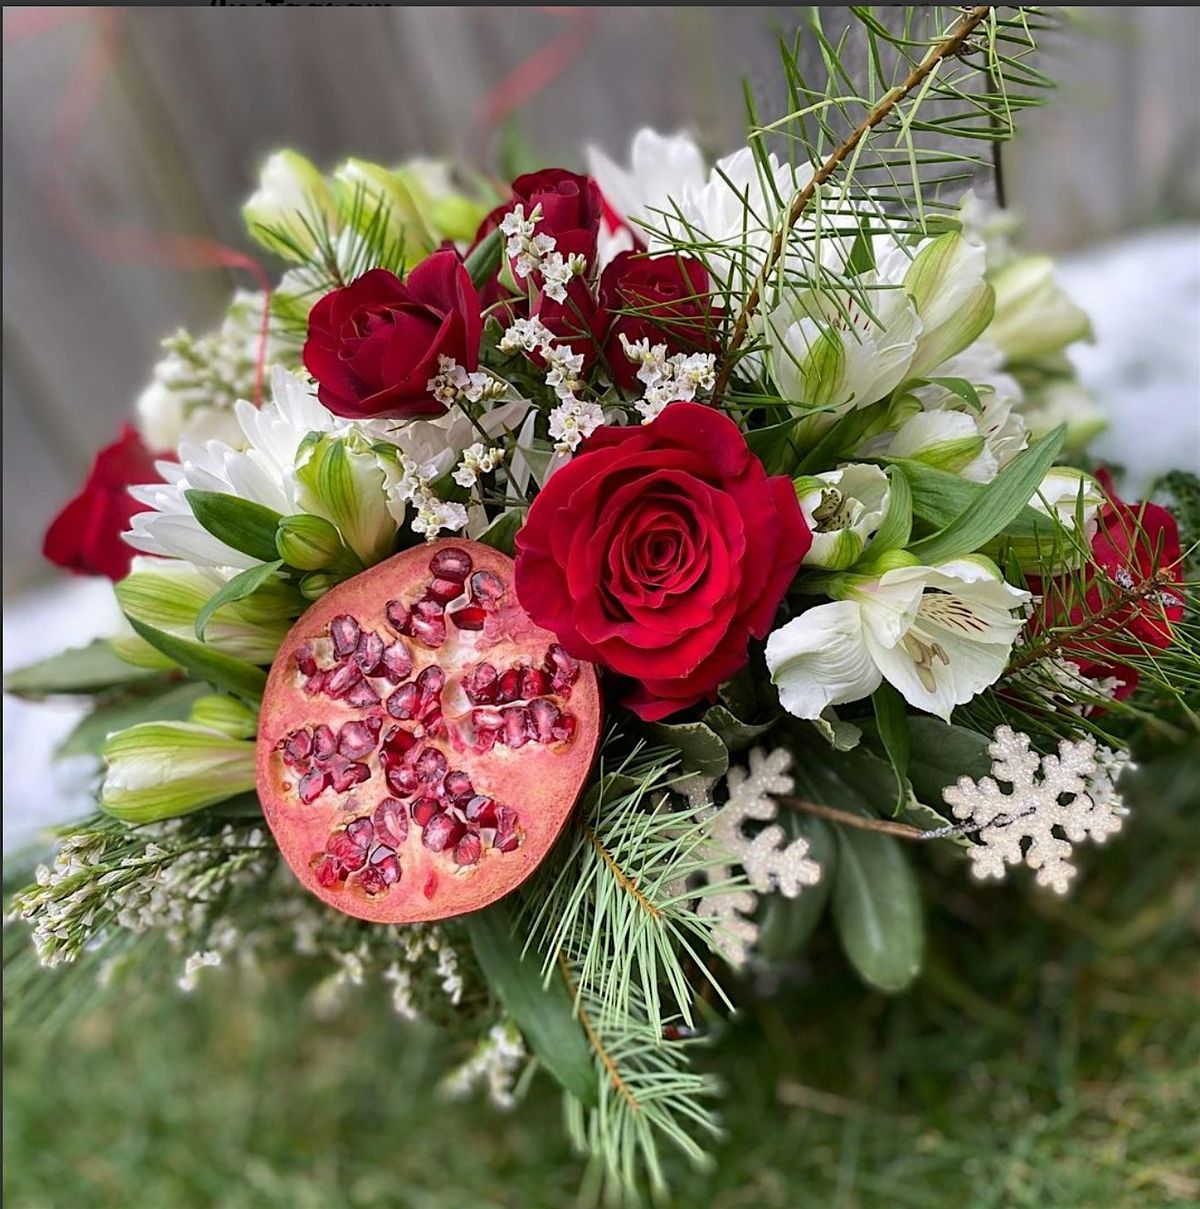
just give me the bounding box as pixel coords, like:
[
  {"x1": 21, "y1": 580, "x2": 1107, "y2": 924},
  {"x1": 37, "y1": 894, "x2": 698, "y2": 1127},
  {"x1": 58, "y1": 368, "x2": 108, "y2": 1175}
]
[
  {"x1": 136, "y1": 291, "x2": 285, "y2": 452},
  {"x1": 942, "y1": 725, "x2": 1128, "y2": 895},
  {"x1": 618, "y1": 334, "x2": 716, "y2": 422},
  {"x1": 679, "y1": 748, "x2": 822, "y2": 967},
  {"x1": 391, "y1": 453, "x2": 470, "y2": 540},
  {"x1": 499, "y1": 203, "x2": 586, "y2": 302},
  {"x1": 453, "y1": 441, "x2": 505, "y2": 490},
  {"x1": 439, "y1": 1019, "x2": 527, "y2": 1110},
  {"x1": 426, "y1": 355, "x2": 508, "y2": 409}
]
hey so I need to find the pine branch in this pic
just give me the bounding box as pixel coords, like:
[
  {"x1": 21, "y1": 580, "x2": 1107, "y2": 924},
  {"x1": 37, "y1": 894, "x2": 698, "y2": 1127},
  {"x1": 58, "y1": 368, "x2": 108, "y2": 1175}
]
[{"x1": 712, "y1": 5, "x2": 995, "y2": 401}]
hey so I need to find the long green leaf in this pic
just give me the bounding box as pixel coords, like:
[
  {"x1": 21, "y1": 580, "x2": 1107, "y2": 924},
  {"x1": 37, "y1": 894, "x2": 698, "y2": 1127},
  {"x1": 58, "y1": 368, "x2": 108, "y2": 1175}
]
[
  {"x1": 4, "y1": 638, "x2": 160, "y2": 697},
  {"x1": 871, "y1": 681, "x2": 911, "y2": 816},
  {"x1": 892, "y1": 459, "x2": 1048, "y2": 536},
  {"x1": 464, "y1": 227, "x2": 502, "y2": 292},
  {"x1": 906, "y1": 427, "x2": 1066, "y2": 563},
  {"x1": 125, "y1": 617, "x2": 268, "y2": 701},
  {"x1": 466, "y1": 905, "x2": 598, "y2": 1106},
  {"x1": 194, "y1": 561, "x2": 286, "y2": 642},
  {"x1": 185, "y1": 490, "x2": 284, "y2": 563},
  {"x1": 56, "y1": 682, "x2": 208, "y2": 758}
]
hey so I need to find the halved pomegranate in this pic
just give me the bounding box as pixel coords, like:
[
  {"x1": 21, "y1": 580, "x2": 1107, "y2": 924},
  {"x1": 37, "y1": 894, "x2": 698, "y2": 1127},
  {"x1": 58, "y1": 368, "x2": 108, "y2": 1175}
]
[{"x1": 257, "y1": 540, "x2": 601, "y2": 923}]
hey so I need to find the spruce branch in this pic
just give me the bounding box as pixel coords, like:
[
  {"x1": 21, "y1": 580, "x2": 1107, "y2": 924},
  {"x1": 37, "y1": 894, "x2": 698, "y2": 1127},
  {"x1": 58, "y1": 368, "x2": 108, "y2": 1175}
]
[{"x1": 712, "y1": 4, "x2": 995, "y2": 402}]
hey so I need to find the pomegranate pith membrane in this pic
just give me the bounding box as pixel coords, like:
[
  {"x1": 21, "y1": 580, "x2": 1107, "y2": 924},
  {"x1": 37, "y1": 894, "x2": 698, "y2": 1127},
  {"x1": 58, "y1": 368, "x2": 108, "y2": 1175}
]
[{"x1": 257, "y1": 540, "x2": 601, "y2": 923}]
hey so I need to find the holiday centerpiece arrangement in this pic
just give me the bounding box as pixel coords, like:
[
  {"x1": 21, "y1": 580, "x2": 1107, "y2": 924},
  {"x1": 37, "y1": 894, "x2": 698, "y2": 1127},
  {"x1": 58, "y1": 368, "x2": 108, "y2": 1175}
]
[{"x1": 9, "y1": 7, "x2": 1197, "y2": 1199}]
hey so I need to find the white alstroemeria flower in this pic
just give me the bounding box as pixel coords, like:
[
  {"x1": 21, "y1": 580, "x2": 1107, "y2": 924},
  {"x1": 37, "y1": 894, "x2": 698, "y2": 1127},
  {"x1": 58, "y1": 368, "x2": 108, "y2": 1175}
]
[
  {"x1": 1016, "y1": 378, "x2": 1107, "y2": 450},
  {"x1": 766, "y1": 556, "x2": 1029, "y2": 721},
  {"x1": 986, "y1": 255, "x2": 1092, "y2": 363},
  {"x1": 903, "y1": 232, "x2": 995, "y2": 377},
  {"x1": 795, "y1": 464, "x2": 891, "y2": 569},
  {"x1": 586, "y1": 128, "x2": 707, "y2": 239},
  {"x1": 242, "y1": 151, "x2": 337, "y2": 262}
]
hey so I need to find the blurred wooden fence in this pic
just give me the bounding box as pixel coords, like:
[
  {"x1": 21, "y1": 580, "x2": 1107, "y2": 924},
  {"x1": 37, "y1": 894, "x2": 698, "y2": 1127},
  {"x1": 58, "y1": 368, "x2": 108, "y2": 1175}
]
[{"x1": 3, "y1": 6, "x2": 1198, "y2": 592}]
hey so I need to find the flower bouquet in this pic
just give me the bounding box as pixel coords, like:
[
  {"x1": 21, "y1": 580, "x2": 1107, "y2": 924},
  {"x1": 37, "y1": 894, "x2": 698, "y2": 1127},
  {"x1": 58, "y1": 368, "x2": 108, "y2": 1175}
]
[{"x1": 9, "y1": 7, "x2": 1197, "y2": 1199}]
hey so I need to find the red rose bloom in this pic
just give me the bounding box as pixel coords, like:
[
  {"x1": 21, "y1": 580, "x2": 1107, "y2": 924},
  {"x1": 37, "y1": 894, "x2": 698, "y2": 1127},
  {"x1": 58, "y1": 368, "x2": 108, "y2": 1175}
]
[
  {"x1": 479, "y1": 168, "x2": 603, "y2": 270},
  {"x1": 599, "y1": 251, "x2": 721, "y2": 390},
  {"x1": 303, "y1": 251, "x2": 481, "y2": 420},
  {"x1": 515, "y1": 403, "x2": 812, "y2": 720},
  {"x1": 43, "y1": 424, "x2": 162, "y2": 581}
]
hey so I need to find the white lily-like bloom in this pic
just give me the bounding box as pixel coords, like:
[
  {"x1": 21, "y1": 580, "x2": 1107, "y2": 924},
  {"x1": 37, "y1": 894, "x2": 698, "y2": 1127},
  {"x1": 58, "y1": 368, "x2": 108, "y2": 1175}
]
[
  {"x1": 986, "y1": 254, "x2": 1092, "y2": 363},
  {"x1": 795, "y1": 464, "x2": 891, "y2": 569},
  {"x1": 766, "y1": 556, "x2": 1030, "y2": 721},
  {"x1": 586, "y1": 128, "x2": 707, "y2": 239}
]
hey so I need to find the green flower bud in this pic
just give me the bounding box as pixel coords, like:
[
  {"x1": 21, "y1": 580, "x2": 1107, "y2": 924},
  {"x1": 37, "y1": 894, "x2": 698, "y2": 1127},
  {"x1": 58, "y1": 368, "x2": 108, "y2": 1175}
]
[
  {"x1": 189, "y1": 694, "x2": 260, "y2": 740},
  {"x1": 333, "y1": 158, "x2": 437, "y2": 266},
  {"x1": 101, "y1": 722, "x2": 256, "y2": 824},
  {"x1": 276, "y1": 513, "x2": 344, "y2": 571},
  {"x1": 243, "y1": 151, "x2": 337, "y2": 262},
  {"x1": 905, "y1": 232, "x2": 995, "y2": 376},
  {"x1": 1017, "y1": 379, "x2": 1107, "y2": 451},
  {"x1": 299, "y1": 570, "x2": 344, "y2": 601},
  {"x1": 428, "y1": 195, "x2": 490, "y2": 243}
]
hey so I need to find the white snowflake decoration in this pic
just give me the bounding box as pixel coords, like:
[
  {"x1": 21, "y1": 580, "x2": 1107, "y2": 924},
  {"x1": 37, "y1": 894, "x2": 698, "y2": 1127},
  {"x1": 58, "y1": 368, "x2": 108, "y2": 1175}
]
[
  {"x1": 682, "y1": 747, "x2": 822, "y2": 967},
  {"x1": 942, "y1": 725, "x2": 1127, "y2": 895}
]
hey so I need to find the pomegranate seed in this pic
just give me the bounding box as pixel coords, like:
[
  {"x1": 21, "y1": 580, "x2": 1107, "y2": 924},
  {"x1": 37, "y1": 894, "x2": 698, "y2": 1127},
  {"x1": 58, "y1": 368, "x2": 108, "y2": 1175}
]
[
  {"x1": 429, "y1": 547, "x2": 473, "y2": 582},
  {"x1": 470, "y1": 570, "x2": 505, "y2": 606},
  {"x1": 546, "y1": 643, "x2": 581, "y2": 695},
  {"x1": 380, "y1": 640, "x2": 413, "y2": 682},
  {"x1": 314, "y1": 856, "x2": 344, "y2": 888},
  {"x1": 294, "y1": 644, "x2": 317, "y2": 676},
  {"x1": 411, "y1": 797, "x2": 440, "y2": 827},
  {"x1": 416, "y1": 665, "x2": 445, "y2": 714},
  {"x1": 463, "y1": 663, "x2": 499, "y2": 705},
  {"x1": 415, "y1": 747, "x2": 449, "y2": 784},
  {"x1": 409, "y1": 614, "x2": 446, "y2": 648},
  {"x1": 298, "y1": 768, "x2": 329, "y2": 804},
  {"x1": 330, "y1": 760, "x2": 370, "y2": 794},
  {"x1": 385, "y1": 600, "x2": 412, "y2": 634},
  {"x1": 346, "y1": 817, "x2": 375, "y2": 847},
  {"x1": 497, "y1": 669, "x2": 523, "y2": 703},
  {"x1": 369, "y1": 846, "x2": 402, "y2": 886},
  {"x1": 465, "y1": 795, "x2": 497, "y2": 827},
  {"x1": 423, "y1": 710, "x2": 445, "y2": 738},
  {"x1": 304, "y1": 669, "x2": 328, "y2": 695},
  {"x1": 379, "y1": 726, "x2": 417, "y2": 768},
  {"x1": 502, "y1": 706, "x2": 530, "y2": 749},
  {"x1": 387, "y1": 765, "x2": 420, "y2": 797},
  {"x1": 449, "y1": 605, "x2": 487, "y2": 631},
  {"x1": 345, "y1": 679, "x2": 380, "y2": 709},
  {"x1": 415, "y1": 597, "x2": 444, "y2": 619},
  {"x1": 387, "y1": 683, "x2": 419, "y2": 720},
  {"x1": 355, "y1": 630, "x2": 385, "y2": 675},
  {"x1": 373, "y1": 798, "x2": 409, "y2": 846},
  {"x1": 553, "y1": 713, "x2": 577, "y2": 742},
  {"x1": 357, "y1": 865, "x2": 387, "y2": 895},
  {"x1": 328, "y1": 832, "x2": 369, "y2": 871},
  {"x1": 281, "y1": 729, "x2": 312, "y2": 767},
  {"x1": 337, "y1": 720, "x2": 376, "y2": 760},
  {"x1": 330, "y1": 614, "x2": 360, "y2": 658},
  {"x1": 325, "y1": 661, "x2": 362, "y2": 699},
  {"x1": 454, "y1": 833, "x2": 483, "y2": 867},
  {"x1": 528, "y1": 698, "x2": 562, "y2": 745},
  {"x1": 312, "y1": 724, "x2": 336, "y2": 762},
  {"x1": 520, "y1": 668, "x2": 552, "y2": 698},
  {"x1": 422, "y1": 812, "x2": 465, "y2": 853},
  {"x1": 443, "y1": 770, "x2": 474, "y2": 802},
  {"x1": 427, "y1": 576, "x2": 465, "y2": 604}
]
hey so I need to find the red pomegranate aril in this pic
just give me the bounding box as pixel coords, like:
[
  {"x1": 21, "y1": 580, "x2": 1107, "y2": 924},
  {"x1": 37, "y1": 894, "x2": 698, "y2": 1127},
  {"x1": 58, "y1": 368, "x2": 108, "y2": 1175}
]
[
  {"x1": 373, "y1": 798, "x2": 409, "y2": 846},
  {"x1": 312, "y1": 724, "x2": 336, "y2": 763},
  {"x1": 326, "y1": 661, "x2": 363, "y2": 698},
  {"x1": 422, "y1": 812, "x2": 465, "y2": 853},
  {"x1": 387, "y1": 683, "x2": 419, "y2": 720},
  {"x1": 430, "y1": 547, "x2": 473, "y2": 582},
  {"x1": 546, "y1": 643, "x2": 580, "y2": 695},
  {"x1": 470, "y1": 570, "x2": 505, "y2": 605},
  {"x1": 258, "y1": 539, "x2": 600, "y2": 924},
  {"x1": 381, "y1": 640, "x2": 413, "y2": 682},
  {"x1": 330, "y1": 614, "x2": 360, "y2": 658},
  {"x1": 411, "y1": 797, "x2": 440, "y2": 827},
  {"x1": 454, "y1": 833, "x2": 483, "y2": 867},
  {"x1": 355, "y1": 630, "x2": 385, "y2": 674},
  {"x1": 298, "y1": 767, "x2": 329, "y2": 804},
  {"x1": 503, "y1": 706, "x2": 530, "y2": 748},
  {"x1": 337, "y1": 720, "x2": 377, "y2": 760}
]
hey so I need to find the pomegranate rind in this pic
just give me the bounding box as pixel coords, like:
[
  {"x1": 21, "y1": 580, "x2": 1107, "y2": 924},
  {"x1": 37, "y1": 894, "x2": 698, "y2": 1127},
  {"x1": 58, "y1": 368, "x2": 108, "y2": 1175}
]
[{"x1": 256, "y1": 539, "x2": 601, "y2": 923}]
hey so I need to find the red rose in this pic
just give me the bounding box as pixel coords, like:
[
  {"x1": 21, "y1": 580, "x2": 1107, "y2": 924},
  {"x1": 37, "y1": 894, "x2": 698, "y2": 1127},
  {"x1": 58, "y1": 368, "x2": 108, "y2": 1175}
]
[
  {"x1": 479, "y1": 168, "x2": 603, "y2": 271},
  {"x1": 599, "y1": 251, "x2": 721, "y2": 390},
  {"x1": 515, "y1": 403, "x2": 812, "y2": 720},
  {"x1": 303, "y1": 251, "x2": 482, "y2": 420},
  {"x1": 43, "y1": 424, "x2": 162, "y2": 581}
]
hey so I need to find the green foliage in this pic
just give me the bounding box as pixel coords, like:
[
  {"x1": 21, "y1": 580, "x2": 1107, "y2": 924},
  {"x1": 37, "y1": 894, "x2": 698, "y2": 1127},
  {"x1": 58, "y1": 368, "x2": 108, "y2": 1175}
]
[
  {"x1": 871, "y1": 681, "x2": 911, "y2": 815},
  {"x1": 194, "y1": 561, "x2": 286, "y2": 642},
  {"x1": 124, "y1": 617, "x2": 268, "y2": 702},
  {"x1": 4, "y1": 639, "x2": 160, "y2": 697},
  {"x1": 56, "y1": 682, "x2": 209, "y2": 759},
  {"x1": 185, "y1": 490, "x2": 285, "y2": 564}
]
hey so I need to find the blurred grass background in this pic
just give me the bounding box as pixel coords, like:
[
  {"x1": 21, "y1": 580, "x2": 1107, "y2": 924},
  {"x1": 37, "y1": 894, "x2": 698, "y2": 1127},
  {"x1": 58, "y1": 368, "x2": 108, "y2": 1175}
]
[{"x1": 5, "y1": 745, "x2": 1197, "y2": 1209}]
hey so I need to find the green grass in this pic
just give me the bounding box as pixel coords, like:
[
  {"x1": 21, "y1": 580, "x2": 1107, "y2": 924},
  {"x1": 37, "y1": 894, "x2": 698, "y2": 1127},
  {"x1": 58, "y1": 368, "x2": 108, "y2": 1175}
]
[{"x1": 4, "y1": 746, "x2": 1198, "y2": 1209}]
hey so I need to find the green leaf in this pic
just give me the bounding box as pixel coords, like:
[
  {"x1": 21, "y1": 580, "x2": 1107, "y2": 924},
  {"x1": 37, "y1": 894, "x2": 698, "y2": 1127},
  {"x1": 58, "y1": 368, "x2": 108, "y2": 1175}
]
[
  {"x1": 745, "y1": 414, "x2": 806, "y2": 477},
  {"x1": 702, "y1": 704, "x2": 775, "y2": 753},
  {"x1": 185, "y1": 490, "x2": 285, "y2": 563},
  {"x1": 832, "y1": 823, "x2": 923, "y2": 993},
  {"x1": 4, "y1": 639, "x2": 160, "y2": 697},
  {"x1": 756, "y1": 815, "x2": 838, "y2": 961},
  {"x1": 466, "y1": 905, "x2": 597, "y2": 1106},
  {"x1": 477, "y1": 510, "x2": 521, "y2": 557},
  {"x1": 906, "y1": 427, "x2": 1066, "y2": 563},
  {"x1": 195, "y1": 561, "x2": 285, "y2": 642},
  {"x1": 892, "y1": 458, "x2": 1049, "y2": 537},
  {"x1": 795, "y1": 399, "x2": 891, "y2": 475},
  {"x1": 866, "y1": 464, "x2": 913, "y2": 557},
  {"x1": 645, "y1": 719, "x2": 729, "y2": 777},
  {"x1": 902, "y1": 717, "x2": 994, "y2": 809},
  {"x1": 56, "y1": 682, "x2": 209, "y2": 758},
  {"x1": 871, "y1": 681, "x2": 911, "y2": 816},
  {"x1": 464, "y1": 227, "x2": 502, "y2": 292},
  {"x1": 124, "y1": 617, "x2": 268, "y2": 702}
]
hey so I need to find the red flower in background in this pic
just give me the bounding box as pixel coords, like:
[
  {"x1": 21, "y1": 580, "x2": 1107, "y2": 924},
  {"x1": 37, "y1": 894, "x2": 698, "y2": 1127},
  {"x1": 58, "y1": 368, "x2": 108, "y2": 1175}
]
[
  {"x1": 599, "y1": 252, "x2": 722, "y2": 390},
  {"x1": 515, "y1": 403, "x2": 811, "y2": 721},
  {"x1": 303, "y1": 251, "x2": 481, "y2": 421},
  {"x1": 479, "y1": 168, "x2": 603, "y2": 271},
  {"x1": 43, "y1": 425, "x2": 162, "y2": 581}
]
